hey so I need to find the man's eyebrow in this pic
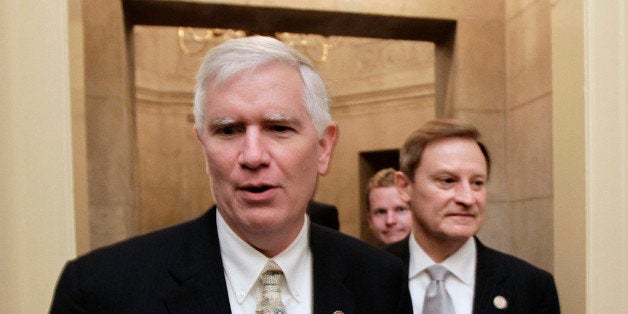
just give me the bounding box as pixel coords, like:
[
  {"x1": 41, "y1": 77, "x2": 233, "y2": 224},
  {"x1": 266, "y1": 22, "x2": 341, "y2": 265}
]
[
  {"x1": 264, "y1": 113, "x2": 304, "y2": 128},
  {"x1": 264, "y1": 113, "x2": 294, "y2": 123},
  {"x1": 208, "y1": 117, "x2": 237, "y2": 129}
]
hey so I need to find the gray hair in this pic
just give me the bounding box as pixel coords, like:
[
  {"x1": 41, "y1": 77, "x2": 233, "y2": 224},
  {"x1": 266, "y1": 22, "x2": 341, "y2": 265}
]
[{"x1": 193, "y1": 35, "x2": 332, "y2": 138}]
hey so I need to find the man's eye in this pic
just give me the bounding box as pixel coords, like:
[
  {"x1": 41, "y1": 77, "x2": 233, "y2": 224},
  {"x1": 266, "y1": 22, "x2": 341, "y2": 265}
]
[
  {"x1": 374, "y1": 209, "x2": 386, "y2": 215},
  {"x1": 434, "y1": 176, "x2": 457, "y2": 189},
  {"x1": 473, "y1": 180, "x2": 486, "y2": 188},
  {"x1": 215, "y1": 126, "x2": 241, "y2": 136},
  {"x1": 269, "y1": 125, "x2": 293, "y2": 133}
]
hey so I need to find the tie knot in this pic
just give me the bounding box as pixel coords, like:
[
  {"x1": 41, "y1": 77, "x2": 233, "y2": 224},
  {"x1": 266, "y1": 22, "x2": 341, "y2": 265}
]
[
  {"x1": 425, "y1": 264, "x2": 450, "y2": 281},
  {"x1": 257, "y1": 260, "x2": 287, "y2": 313},
  {"x1": 260, "y1": 260, "x2": 284, "y2": 286}
]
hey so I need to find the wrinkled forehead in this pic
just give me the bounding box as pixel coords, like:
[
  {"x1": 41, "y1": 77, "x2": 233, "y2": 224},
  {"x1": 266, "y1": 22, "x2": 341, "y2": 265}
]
[{"x1": 419, "y1": 137, "x2": 488, "y2": 173}]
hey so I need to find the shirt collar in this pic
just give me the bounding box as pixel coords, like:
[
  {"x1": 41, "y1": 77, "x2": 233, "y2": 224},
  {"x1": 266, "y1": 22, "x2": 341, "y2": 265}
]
[
  {"x1": 217, "y1": 209, "x2": 311, "y2": 303},
  {"x1": 408, "y1": 232, "x2": 476, "y2": 287}
]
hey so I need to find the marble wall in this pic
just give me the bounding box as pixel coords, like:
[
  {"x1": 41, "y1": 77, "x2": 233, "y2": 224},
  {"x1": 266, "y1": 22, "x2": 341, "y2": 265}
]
[
  {"x1": 134, "y1": 27, "x2": 436, "y2": 238},
  {"x1": 83, "y1": 0, "x2": 137, "y2": 250},
  {"x1": 82, "y1": 0, "x2": 554, "y2": 272},
  {"x1": 505, "y1": 0, "x2": 553, "y2": 271}
]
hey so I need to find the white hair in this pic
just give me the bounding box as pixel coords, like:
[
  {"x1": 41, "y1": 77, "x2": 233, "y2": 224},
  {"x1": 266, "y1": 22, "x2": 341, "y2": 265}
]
[{"x1": 193, "y1": 35, "x2": 332, "y2": 138}]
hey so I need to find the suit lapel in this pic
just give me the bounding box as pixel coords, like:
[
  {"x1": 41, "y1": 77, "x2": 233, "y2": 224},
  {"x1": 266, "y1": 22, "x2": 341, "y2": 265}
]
[
  {"x1": 472, "y1": 237, "x2": 509, "y2": 313},
  {"x1": 165, "y1": 208, "x2": 231, "y2": 313},
  {"x1": 386, "y1": 236, "x2": 411, "y2": 270},
  {"x1": 310, "y1": 224, "x2": 356, "y2": 314},
  {"x1": 390, "y1": 236, "x2": 512, "y2": 313},
  {"x1": 162, "y1": 210, "x2": 366, "y2": 313}
]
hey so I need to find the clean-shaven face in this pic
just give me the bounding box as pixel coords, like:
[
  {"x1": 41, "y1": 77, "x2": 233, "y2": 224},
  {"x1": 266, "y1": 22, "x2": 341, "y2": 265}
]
[
  {"x1": 367, "y1": 186, "x2": 412, "y2": 245},
  {"x1": 195, "y1": 62, "x2": 336, "y2": 249},
  {"x1": 398, "y1": 137, "x2": 487, "y2": 246}
]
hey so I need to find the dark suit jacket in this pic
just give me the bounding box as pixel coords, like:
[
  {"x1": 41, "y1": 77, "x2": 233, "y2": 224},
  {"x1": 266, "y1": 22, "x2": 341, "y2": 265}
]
[
  {"x1": 51, "y1": 207, "x2": 411, "y2": 313},
  {"x1": 307, "y1": 200, "x2": 340, "y2": 230},
  {"x1": 386, "y1": 236, "x2": 560, "y2": 313}
]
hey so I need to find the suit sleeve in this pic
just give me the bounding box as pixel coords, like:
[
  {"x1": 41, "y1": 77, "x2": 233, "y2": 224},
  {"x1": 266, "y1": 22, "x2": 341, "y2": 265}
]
[
  {"x1": 50, "y1": 261, "x2": 89, "y2": 313},
  {"x1": 537, "y1": 274, "x2": 561, "y2": 313},
  {"x1": 397, "y1": 269, "x2": 413, "y2": 314}
]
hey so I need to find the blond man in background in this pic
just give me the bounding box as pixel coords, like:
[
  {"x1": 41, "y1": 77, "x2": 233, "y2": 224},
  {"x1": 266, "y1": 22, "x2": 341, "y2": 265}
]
[{"x1": 367, "y1": 168, "x2": 413, "y2": 246}]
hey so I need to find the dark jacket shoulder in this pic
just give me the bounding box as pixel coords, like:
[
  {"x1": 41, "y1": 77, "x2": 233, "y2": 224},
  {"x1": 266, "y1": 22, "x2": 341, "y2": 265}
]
[
  {"x1": 309, "y1": 224, "x2": 412, "y2": 314},
  {"x1": 50, "y1": 211, "x2": 219, "y2": 313}
]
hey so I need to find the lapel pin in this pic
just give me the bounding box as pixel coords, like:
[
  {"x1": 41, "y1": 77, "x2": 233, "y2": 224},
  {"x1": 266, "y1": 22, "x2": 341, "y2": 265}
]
[{"x1": 493, "y1": 295, "x2": 508, "y2": 310}]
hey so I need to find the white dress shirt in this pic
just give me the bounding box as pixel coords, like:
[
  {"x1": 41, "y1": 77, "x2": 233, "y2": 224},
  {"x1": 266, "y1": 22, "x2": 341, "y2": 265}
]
[
  {"x1": 408, "y1": 233, "x2": 477, "y2": 314},
  {"x1": 217, "y1": 210, "x2": 313, "y2": 314}
]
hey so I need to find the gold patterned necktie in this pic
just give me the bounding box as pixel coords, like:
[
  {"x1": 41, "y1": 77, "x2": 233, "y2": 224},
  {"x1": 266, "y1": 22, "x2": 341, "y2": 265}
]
[
  {"x1": 422, "y1": 264, "x2": 455, "y2": 314},
  {"x1": 255, "y1": 260, "x2": 287, "y2": 314}
]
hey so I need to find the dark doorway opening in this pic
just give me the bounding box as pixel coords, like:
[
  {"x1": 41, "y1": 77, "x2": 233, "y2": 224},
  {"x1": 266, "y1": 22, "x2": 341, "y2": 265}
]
[{"x1": 359, "y1": 149, "x2": 400, "y2": 244}]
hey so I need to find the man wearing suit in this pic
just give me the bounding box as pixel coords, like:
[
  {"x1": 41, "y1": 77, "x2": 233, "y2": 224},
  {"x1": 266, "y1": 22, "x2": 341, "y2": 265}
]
[
  {"x1": 307, "y1": 200, "x2": 340, "y2": 230},
  {"x1": 50, "y1": 36, "x2": 410, "y2": 313},
  {"x1": 387, "y1": 119, "x2": 559, "y2": 313}
]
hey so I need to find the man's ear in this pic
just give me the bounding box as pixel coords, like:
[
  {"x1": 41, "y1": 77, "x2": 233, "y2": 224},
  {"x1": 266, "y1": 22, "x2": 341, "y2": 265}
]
[
  {"x1": 317, "y1": 122, "x2": 338, "y2": 175},
  {"x1": 193, "y1": 126, "x2": 211, "y2": 175},
  {"x1": 394, "y1": 171, "x2": 412, "y2": 203},
  {"x1": 194, "y1": 126, "x2": 202, "y2": 142}
]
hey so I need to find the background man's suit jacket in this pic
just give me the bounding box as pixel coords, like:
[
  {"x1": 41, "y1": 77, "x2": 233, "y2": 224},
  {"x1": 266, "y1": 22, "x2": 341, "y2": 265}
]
[
  {"x1": 307, "y1": 200, "x2": 340, "y2": 230},
  {"x1": 387, "y1": 237, "x2": 560, "y2": 314},
  {"x1": 51, "y1": 207, "x2": 412, "y2": 313}
]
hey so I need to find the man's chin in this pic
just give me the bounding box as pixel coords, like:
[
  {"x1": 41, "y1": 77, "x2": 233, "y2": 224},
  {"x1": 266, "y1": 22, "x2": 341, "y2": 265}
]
[
  {"x1": 384, "y1": 234, "x2": 406, "y2": 245},
  {"x1": 440, "y1": 230, "x2": 477, "y2": 243}
]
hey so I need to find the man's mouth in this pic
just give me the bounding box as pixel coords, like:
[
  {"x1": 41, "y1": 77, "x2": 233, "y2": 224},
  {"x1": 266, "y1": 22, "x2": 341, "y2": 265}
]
[
  {"x1": 237, "y1": 183, "x2": 278, "y2": 203},
  {"x1": 448, "y1": 212, "x2": 475, "y2": 217},
  {"x1": 242, "y1": 185, "x2": 272, "y2": 193}
]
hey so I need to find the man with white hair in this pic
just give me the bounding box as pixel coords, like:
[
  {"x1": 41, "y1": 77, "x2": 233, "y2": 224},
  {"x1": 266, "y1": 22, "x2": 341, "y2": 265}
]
[{"x1": 51, "y1": 36, "x2": 411, "y2": 314}]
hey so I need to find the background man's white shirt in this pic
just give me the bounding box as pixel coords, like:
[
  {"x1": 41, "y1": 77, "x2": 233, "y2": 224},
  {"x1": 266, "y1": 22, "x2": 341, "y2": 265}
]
[{"x1": 408, "y1": 233, "x2": 477, "y2": 314}]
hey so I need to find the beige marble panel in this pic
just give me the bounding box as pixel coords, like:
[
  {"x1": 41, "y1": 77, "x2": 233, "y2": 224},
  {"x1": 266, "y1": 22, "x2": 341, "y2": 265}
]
[
  {"x1": 83, "y1": 0, "x2": 137, "y2": 249},
  {"x1": 507, "y1": 95, "x2": 552, "y2": 200},
  {"x1": 509, "y1": 197, "x2": 554, "y2": 272},
  {"x1": 134, "y1": 26, "x2": 199, "y2": 94},
  {"x1": 476, "y1": 200, "x2": 515, "y2": 255},
  {"x1": 453, "y1": 18, "x2": 507, "y2": 112},
  {"x1": 506, "y1": 0, "x2": 551, "y2": 108},
  {"x1": 480, "y1": 197, "x2": 554, "y2": 273},
  {"x1": 397, "y1": 0, "x2": 504, "y2": 19},
  {"x1": 454, "y1": 111, "x2": 509, "y2": 202},
  {"x1": 83, "y1": 0, "x2": 129, "y2": 98},
  {"x1": 89, "y1": 204, "x2": 136, "y2": 250},
  {"x1": 135, "y1": 102, "x2": 212, "y2": 234},
  {"x1": 85, "y1": 95, "x2": 135, "y2": 207},
  {"x1": 506, "y1": 0, "x2": 538, "y2": 19},
  {"x1": 320, "y1": 97, "x2": 436, "y2": 237},
  {"x1": 188, "y1": 0, "x2": 504, "y2": 20},
  {"x1": 319, "y1": 37, "x2": 435, "y2": 97},
  {"x1": 479, "y1": 198, "x2": 554, "y2": 274},
  {"x1": 503, "y1": 0, "x2": 553, "y2": 275}
]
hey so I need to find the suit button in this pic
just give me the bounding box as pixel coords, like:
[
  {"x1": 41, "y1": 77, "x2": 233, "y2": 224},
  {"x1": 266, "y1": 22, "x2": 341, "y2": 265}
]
[{"x1": 493, "y1": 295, "x2": 508, "y2": 310}]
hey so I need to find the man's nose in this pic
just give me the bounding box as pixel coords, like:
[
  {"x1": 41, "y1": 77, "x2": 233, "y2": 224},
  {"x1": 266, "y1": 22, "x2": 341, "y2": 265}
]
[
  {"x1": 453, "y1": 182, "x2": 475, "y2": 205},
  {"x1": 239, "y1": 129, "x2": 270, "y2": 169},
  {"x1": 385, "y1": 211, "x2": 397, "y2": 224}
]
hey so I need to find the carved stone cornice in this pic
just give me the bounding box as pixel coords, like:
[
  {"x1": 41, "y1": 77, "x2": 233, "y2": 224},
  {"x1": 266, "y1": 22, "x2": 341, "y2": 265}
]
[
  {"x1": 331, "y1": 83, "x2": 435, "y2": 116},
  {"x1": 135, "y1": 86, "x2": 193, "y2": 107}
]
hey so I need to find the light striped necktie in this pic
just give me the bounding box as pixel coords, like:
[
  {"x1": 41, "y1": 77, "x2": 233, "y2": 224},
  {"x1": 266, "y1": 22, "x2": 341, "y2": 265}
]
[
  {"x1": 422, "y1": 264, "x2": 455, "y2": 314},
  {"x1": 255, "y1": 260, "x2": 287, "y2": 314}
]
